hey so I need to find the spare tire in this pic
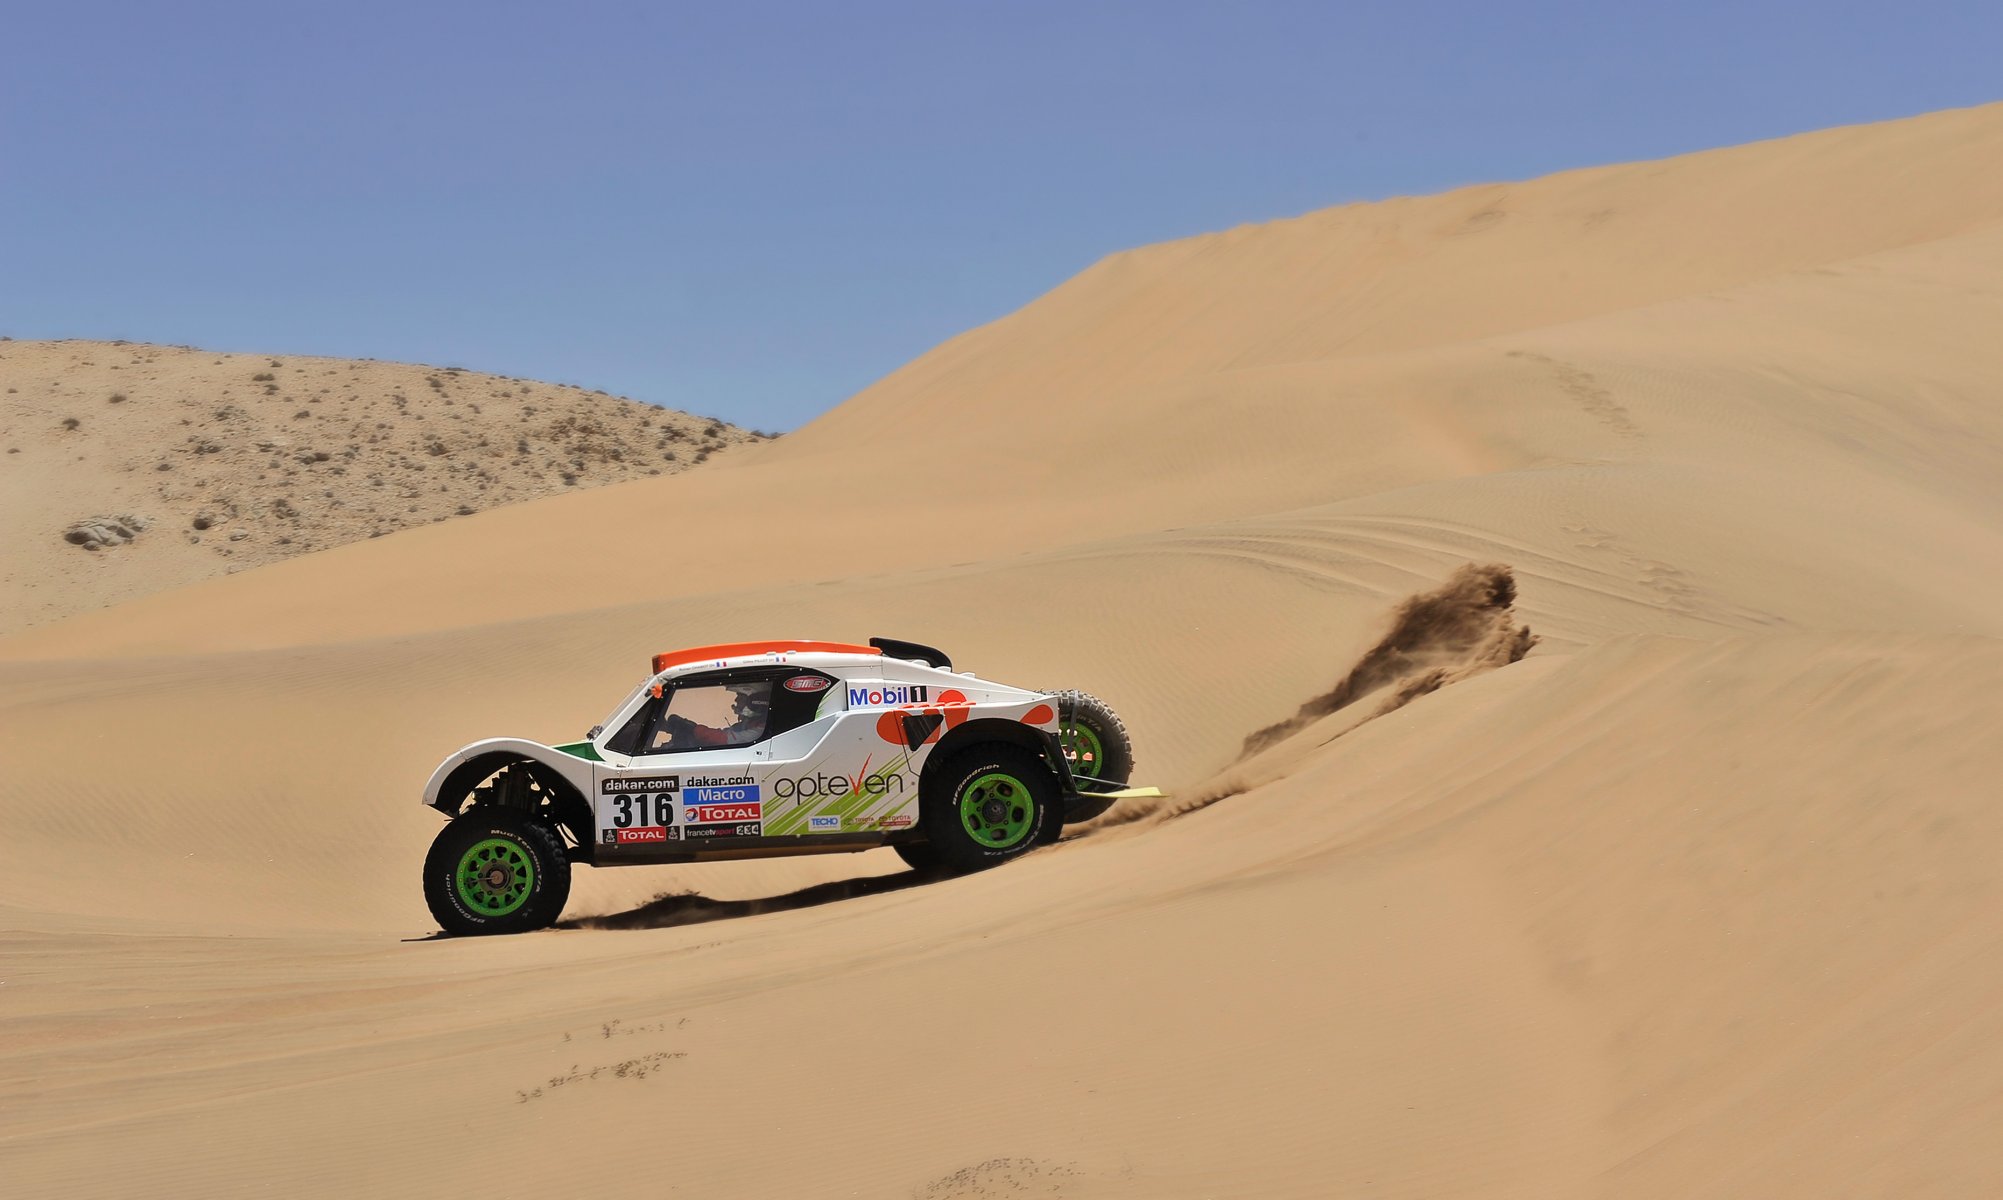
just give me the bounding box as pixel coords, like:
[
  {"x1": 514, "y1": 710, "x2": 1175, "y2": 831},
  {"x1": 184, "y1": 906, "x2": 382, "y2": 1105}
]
[{"x1": 1050, "y1": 689, "x2": 1134, "y2": 785}]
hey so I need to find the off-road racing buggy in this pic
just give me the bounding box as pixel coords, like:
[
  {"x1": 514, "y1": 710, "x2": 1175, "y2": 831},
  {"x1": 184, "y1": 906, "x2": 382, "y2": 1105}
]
[{"x1": 420, "y1": 638, "x2": 1150, "y2": 935}]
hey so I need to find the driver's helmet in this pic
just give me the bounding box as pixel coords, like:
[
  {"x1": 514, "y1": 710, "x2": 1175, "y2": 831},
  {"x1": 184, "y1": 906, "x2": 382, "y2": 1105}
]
[{"x1": 729, "y1": 683, "x2": 771, "y2": 727}]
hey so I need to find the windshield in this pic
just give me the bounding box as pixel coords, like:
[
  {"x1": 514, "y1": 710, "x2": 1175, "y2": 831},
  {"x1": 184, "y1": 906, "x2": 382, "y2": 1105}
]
[
  {"x1": 643, "y1": 680, "x2": 774, "y2": 752},
  {"x1": 604, "y1": 676, "x2": 779, "y2": 756}
]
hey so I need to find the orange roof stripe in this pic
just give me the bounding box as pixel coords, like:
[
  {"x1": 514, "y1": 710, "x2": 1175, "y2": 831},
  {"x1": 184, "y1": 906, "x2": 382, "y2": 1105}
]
[{"x1": 652, "y1": 640, "x2": 879, "y2": 676}]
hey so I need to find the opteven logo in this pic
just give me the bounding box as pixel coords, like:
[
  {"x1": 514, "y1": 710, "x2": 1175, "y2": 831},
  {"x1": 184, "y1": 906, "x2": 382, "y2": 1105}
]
[{"x1": 773, "y1": 770, "x2": 905, "y2": 802}]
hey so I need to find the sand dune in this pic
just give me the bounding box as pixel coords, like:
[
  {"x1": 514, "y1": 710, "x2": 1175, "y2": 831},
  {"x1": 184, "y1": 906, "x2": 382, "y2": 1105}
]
[{"x1": 5, "y1": 102, "x2": 2003, "y2": 1197}]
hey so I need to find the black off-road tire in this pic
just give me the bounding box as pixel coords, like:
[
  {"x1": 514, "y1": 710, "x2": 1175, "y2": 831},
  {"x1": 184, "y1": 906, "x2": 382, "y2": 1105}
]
[
  {"x1": 920, "y1": 745, "x2": 1057, "y2": 873},
  {"x1": 1051, "y1": 688, "x2": 1134, "y2": 784},
  {"x1": 423, "y1": 809, "x2": 571, "y2": 936},
  {"x1": 891, "y1": 840, "x2": 945, "y2": 872}
]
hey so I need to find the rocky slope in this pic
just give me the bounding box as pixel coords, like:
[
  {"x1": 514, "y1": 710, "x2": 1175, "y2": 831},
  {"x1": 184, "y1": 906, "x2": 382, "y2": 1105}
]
[{"x1": 0, "y1": 339, "x2": 764, "y2": 632}]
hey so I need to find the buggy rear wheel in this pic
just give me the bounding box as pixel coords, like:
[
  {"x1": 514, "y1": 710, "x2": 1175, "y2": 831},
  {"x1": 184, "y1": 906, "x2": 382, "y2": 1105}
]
[
  {"x1": 891, "y1": 841, "x2": 944, "y2": 872},
  {"x1": 919, "y1": 745, "x2": 1056, "y2": 873}
]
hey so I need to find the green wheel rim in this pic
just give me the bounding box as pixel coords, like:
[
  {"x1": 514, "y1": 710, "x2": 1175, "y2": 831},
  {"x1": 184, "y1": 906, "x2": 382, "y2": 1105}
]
[
  {"x1": 957, "y1": 770, "x2": 1036, "y2": 848},
  {"x1": 455, "y1": 837, "x2": 535, "y2": 917},
  {"x1": 1060, "y1": 721, "x2": 1106, "y2": 778}
]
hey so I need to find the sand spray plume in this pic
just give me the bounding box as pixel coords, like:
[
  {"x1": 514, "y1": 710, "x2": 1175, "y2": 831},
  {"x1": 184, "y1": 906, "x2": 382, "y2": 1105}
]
[
  {"x1": 1240, "y1": 562, "x2": 1537, "y2": 756},
  {"x1": 1093, "y1": 564, "x2": 1537, "y2": 830}
]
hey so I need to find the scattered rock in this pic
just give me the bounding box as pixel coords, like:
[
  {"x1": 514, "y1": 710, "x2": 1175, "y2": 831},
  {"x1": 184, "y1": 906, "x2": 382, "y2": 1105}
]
[{"x1": 63, "y1": 514, "x2": 148, "y2": 551}]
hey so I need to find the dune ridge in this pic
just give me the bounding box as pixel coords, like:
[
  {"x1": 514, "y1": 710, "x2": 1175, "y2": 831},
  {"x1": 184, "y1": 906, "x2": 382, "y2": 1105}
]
[{"x1": 5, "y1": 102, "x2": 2003, "y2": 1198}]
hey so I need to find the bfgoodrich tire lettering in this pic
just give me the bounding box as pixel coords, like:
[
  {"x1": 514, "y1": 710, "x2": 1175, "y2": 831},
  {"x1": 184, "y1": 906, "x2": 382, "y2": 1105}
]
[
  {"x1": 920, "y1": 745, "x2": 1055, "y2": 873},
  {"x1": 423, "y1": 810, "x2": 571, "y2": 936}
]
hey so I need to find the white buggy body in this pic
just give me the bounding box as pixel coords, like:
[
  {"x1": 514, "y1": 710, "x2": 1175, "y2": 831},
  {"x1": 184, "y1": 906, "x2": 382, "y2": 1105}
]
[
  {"x1": 423, "y1": 638, "x2": 1128, "y2": 860},
  {"x1": 418, "y1": 638, "x2": 1143, "y2": 932}
]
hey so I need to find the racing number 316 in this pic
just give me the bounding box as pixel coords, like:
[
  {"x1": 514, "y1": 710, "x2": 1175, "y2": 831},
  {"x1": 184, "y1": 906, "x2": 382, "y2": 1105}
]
[{"x1": 610, "y1": 794, "x2": 671, "y2": 828}]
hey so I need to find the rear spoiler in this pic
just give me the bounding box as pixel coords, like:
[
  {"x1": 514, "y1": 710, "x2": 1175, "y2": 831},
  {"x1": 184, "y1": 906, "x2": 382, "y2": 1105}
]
[{"x1": 869, "y1": 637, "x2": 952, "y2": 670}]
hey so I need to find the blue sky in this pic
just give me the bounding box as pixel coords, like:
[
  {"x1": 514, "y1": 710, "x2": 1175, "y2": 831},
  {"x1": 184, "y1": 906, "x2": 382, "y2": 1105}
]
[{"x1": 2, "y1": 2, "x2": 1997, "y2": 431}]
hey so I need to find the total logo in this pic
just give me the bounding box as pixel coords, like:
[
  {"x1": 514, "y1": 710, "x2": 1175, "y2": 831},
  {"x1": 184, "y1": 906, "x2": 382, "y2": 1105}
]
[
  {"x1": 847, "y1": 683, "x2": 929, "y2": 708},
  {"x1": 607, "y1": 827, "x2": 670, "y2": 845},
  {"x1": 686, "y1": 802, "x2": 761, "y2": 824}
]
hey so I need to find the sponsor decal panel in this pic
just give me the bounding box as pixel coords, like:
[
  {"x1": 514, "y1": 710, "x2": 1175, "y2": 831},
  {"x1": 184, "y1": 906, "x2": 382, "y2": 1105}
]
[
  {"x1": 846, "y1": 684, "x2": 929, "y2": 708},
  {"x1": 602, "y1": 826, "x2": 681, "y2": 846},
  {"x1": 684, "y1": 773, "x2": 753, "y2": 788},
  {"x1": 807, "y1": 815, "x2": 843, "y2": 833},
  {"x1": 759, "y1": 751, "x2": 918, "y2": 837},
  {"x1": 686, "y1": 802, "x2": 761, "y2": 824},
  {"x1": 602, "y1": 775, "x2": 680, "y2": 794},
  {"x1": 773, "y1": 771, "x2": 906, "y2": 804},
  {"x1": 685, "y1": 784, "x2": 759, "y2": 806},
  {"x1": 599, "y1": 775, "x2": 678, "y2": 835},
  {"x1": 683, "y1": 820, "x2": 762, "y2": 840}
]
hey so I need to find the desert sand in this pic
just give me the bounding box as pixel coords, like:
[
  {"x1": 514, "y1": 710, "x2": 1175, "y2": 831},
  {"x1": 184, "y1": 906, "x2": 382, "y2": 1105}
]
[{"x1": 4, "y1": 102, "x2": 2003, "y2": 1198}]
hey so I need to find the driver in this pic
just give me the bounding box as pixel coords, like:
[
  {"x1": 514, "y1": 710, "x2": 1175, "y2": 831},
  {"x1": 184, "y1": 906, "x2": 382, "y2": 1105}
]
[{"x1": 663, "y1": 683, "x2": 770, "y2": 749}]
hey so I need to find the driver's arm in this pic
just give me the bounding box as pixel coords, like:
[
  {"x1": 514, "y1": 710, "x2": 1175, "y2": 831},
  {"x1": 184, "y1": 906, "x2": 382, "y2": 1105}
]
[{"x1": 662, "y1": 713, "x2": 729, "y2": 748}]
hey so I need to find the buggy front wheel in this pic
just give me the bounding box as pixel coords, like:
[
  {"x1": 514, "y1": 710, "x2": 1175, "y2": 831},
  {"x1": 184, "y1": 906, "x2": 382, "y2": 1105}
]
[{"x1": 423, "y1": 810, "x2": 571, "y2": 935}]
